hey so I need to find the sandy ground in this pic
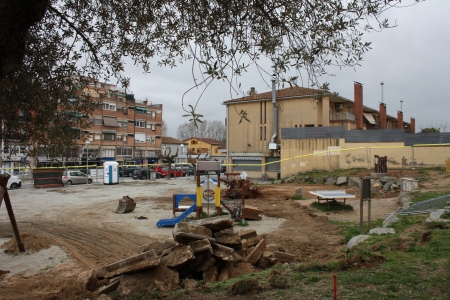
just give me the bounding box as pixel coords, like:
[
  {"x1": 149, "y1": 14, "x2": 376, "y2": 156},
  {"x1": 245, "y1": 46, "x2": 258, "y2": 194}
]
[{"x1": 0, "y1": 169, "x2": 447, "y2": 299}]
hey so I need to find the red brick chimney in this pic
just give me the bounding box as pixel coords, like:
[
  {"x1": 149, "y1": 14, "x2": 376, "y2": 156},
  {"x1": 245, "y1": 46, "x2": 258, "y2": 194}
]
[
  {"x1": 397, "y1": 111, "x2": 403, "y2": 130},
  {"x1": 379, "y1": 103, "x2": 387, "y2": 129},
  {"x1": 354, "y1": 82, "x2": 364, "y2": 130},
  {"x1": 410, "y1": 117, "x2": 415, "y2": 133}
]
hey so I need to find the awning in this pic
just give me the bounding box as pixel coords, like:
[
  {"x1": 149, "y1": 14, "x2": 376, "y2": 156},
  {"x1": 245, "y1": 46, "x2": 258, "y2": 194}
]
[
  {"x1": 101, "y1": 157, "x2": 116, "y2": 161},
  {"x1": 103, "y1": 116, "x2": 118, "y2": 127},
  {"x1": 135, "y1": 106, "x2": 148, "y2": 111},
  {"x1": 232, "y1": 156, "x2": 262, "y2": 161},
  {"x1": 102, "y1": 130, "x2": 116, "y2": 134},
  {"x1": 363, "y1": 113, "x2": 376, "y2": 125}
]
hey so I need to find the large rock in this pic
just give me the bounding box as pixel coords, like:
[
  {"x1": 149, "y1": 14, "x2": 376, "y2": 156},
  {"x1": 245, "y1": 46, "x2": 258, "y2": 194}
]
[
  {"x1": 369, "y1": 228, "x2": 395, "y2": 235},
  {"x1": 347, "y1": 176, "x2": 361, "y2": 187},
  {"x1": 284, "y1": 177, "x2": 294, "y2": 183},
  {"x1": 398, "y1": 191, "x2": 410, "y2": 206},
  {"x1": 346, "y1": 235, "x2": 370, "y2": 249},
  {"x1": 313, "y1": 177, "x2": 324, "y2": 184},
  {"x1": 379, "y1": 176, "x2": 396, "y2": 184},
  {"x1": 325, "y1": 177, "x2": 337, "y2": 185},
  {"x1": 273, "y1": 180, "x2": 282, "y2": 185},
  {"x1": 336, "y1": 176, "x2": 347, "y2": 186},
  {"x1": 117, "y1": 266, "x2": 179, "y2": 295}
]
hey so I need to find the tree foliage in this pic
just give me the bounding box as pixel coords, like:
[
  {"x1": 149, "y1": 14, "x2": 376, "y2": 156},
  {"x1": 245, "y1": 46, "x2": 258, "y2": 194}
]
[
  {"x1": 176, "y1": 120, "x2": 226, "y2": 142},
  {"x1": 0, "y1": 0, "x2": 420, "y2": 160}
]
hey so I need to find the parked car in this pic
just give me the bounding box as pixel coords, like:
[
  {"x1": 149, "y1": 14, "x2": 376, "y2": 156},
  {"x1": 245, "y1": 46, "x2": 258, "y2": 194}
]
[
  {"x1": 62, "y1": 170, "x2": 92, "y2": 185},
  {"x1": 132, "y1": 169, "x2": 162, "y2": 180},
  {"x1": 181, "y1": 166, "x2": 195, "y2": 176},
  {"x1": 121, "y1": 167, "x2": 141, "y2": 177},
  {"x1": 0, "y1": 171, "x2": 22, "y2": 189},
  {"x1": 159, "y1": 167, "x2": 186, "y2": 178}
]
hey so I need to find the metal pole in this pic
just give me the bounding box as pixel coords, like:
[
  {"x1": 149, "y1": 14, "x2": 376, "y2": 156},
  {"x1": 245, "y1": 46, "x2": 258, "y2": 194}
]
[{"x1": 85, "y1": 141, "x2": 90, "y2": 184}]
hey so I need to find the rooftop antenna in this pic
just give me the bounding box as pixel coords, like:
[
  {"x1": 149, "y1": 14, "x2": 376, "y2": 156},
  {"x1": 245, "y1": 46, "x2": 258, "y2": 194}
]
[{"x1": 380, "y1": 81, "x2": 384, "y2": 104}]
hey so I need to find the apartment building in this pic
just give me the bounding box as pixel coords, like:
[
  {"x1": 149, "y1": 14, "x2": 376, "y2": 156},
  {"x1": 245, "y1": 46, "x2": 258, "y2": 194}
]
[{"x1": 75, "y1": 81, "x2": 163, "y2": 166}]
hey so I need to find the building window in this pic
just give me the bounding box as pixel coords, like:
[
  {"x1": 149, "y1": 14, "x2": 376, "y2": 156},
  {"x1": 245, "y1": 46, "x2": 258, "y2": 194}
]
[
  {"x1": 152, "y1": 137, "x2": 155, "y2": 144},
  {"x1": 135, "y1": 109, "x2": 147, "y2": 115},
  {"x1": 135, "y1": 133, "x2": 146, "y2": 143},
  {"x1": 103, "y1": 133, "x2": 115, "y2": 141},
  {"x1": 95, "y1": 118, "x2": 102, "y2": 125},
  {"x1": 146, "y1": 136, "x2": 152, "y2": 143},
  {"x1": 89, "y1": 117, "x2": 95, "y2": 126},
  {"x1": 117, "y1": 121, "x2": 122, "y2": 127},
  {"x1": 116, "y1": 148, "x2": 133, "y2": 156},
  {"x1": 146, "y1": 123, "x2": 152, "y2": 129},
  {"x1": 135, "y1": 120, "x2": 146, "y2": 128},
  {"x1": 103, "y1": 149, "x2": 114, "y2": 157},
  {"x1": 103, "y1": 102, "x2": 116, "y2": 111},
  {"x1": 152, "y1": 124, "x2": 155, "y2": 131},
  {"x1": 89, "y1": 134, "x2": 94, "y2": 141},
  {"x1": 95, "y1": 134, "x2": 101, "y2": 140},
  {"x1": 123, "y1": 122, "x2": 128, "y2": 129},
  {"x1": 152, "y1": 111, "x2": 156, "y2": 119}
]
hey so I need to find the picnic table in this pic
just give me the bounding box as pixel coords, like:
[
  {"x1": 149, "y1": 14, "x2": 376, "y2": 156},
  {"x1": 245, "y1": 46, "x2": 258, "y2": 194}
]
[{"x1": 309, "y1": 190, "x2": 356, "y2": 205}]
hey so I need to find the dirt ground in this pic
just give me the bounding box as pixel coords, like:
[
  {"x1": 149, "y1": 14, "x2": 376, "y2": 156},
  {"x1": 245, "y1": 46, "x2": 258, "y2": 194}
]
[{"x1": 0, "y1": 169, "x2": 449, "y2": 300}]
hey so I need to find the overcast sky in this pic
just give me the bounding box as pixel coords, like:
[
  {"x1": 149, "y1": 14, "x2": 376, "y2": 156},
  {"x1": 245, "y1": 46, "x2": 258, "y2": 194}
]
[{"x1": 124, "y1": 1, "x2": 450, "y2": 137}]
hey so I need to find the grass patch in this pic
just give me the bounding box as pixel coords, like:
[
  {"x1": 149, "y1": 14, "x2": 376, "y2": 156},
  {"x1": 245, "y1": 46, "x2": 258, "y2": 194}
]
[
  {"x1": 441, "y1": 211, "x2": 450, "y2": 220},
  {"x1": 311, "y1": 201, "x2": 354, "y2": 212},
  {"x1": 410, "y1": 190, "x2": 450, "y2": 203},
  {"x1": 290, "y1": 195, "x2": 305, "y2": 200},
  {"x1": 236, "y1": 220, "x2": 249, "y2": 226}
]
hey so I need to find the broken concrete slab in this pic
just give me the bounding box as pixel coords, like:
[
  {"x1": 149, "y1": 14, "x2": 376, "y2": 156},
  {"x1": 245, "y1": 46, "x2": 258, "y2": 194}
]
[
  {"x1": 211, "y1": 242, "x2": 243, "y2": 262},
  {"x1": 117, "y1": 266, "x2": 179, "y2": 295},
  {"x1": 94, "y1": 250, "x2": 158, "y2": 279},
  {"x1": 104, "y1": 256, "x2": 160, "y2": 279},
  {"x1": 245, "y1": 239, "x2": 266, "y2": 265},
  {"x1": 382, "y1": 209, "x2": 401, "y2": 228},
  {"x1": 97, "y1": 277, "x2": 122, "y2": 294},
  {"x1": 160, "y1": 245, "x2": 195, "y2": 269},
  {"x1": 215, "y1": 232, "x2": 242, "y2": 245},
  {"x1": 195, "y1": 218, "x2": 235, "y2": 232},
  {"x1": 173, "y1": 222, "x2": 212, "y2": 243},
  {"x1": 429, "y1": 209, "x2": 449, "y2": 220},
  {"x1": 81, "y1": 269, "x2": 98, "y2": 292},
  {"x1": 243, "y1": 205, "x2": 263, "y2": 220},
  {"x1": 97, "y1": 294, "x2": 112, "y2": 300},
  {"x1": 369, "y1": 228, "x2": 395, "y2": 235},
  {"x1": 138, "y1": 239, "x2": 176, "y2": 254},
  {"x1": 236, "y1": 229, "x2": 257, "y2": 240},
  {"x1": 202, "y1": 266, "x2": 218, "y2": 284},
  {"x1": 273, "y1": 251, "x2": 295, "y2": 263},
  {"x1": 181, "y1": 279, "x2": 199, "y2": 290},
  {"x1": 188, "y1": 239, "x2": 213, "y2": 255},
  {"x1": 242, "y1": 236, "x2": 261, "y2": 248},
  {"x1": 196, "y1": 256, "x2": 217, "y2": 273},
  {"x1": 346, "y1": 235, "x2": 370, "y2": 249},
  {"x1": 217, "y1": 262, "x2": 232, "y2": 282}
]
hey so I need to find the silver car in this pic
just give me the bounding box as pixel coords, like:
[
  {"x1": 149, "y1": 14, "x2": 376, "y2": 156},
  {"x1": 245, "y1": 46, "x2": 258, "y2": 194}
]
[{"x1": 62, "y1": 170, "x2": 92, "y2": 185}]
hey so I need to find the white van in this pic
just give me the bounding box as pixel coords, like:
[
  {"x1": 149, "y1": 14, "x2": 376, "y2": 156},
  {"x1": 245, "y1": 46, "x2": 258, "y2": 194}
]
[{"x1": 0, "y1": 171, "x2": 22, "y2": 189}]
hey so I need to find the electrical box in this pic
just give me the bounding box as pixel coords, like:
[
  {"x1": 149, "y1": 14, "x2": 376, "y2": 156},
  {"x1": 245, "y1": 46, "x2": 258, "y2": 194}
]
[{"x1": 269, "y1": 143, "x2": 277, "y2": 150}]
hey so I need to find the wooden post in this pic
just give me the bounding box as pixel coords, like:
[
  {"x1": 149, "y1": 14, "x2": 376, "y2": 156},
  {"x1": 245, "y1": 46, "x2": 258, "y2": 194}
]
[
  {"x1": 0, "y1": 176, "x2": 25, "y2": 252},
  {"x1": 241, "y1": 179, "x2": 246, "y2": 222}
]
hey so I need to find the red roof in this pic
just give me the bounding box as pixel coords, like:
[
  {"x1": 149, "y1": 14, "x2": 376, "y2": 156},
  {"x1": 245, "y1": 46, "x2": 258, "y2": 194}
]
[{"x1": 223, "y1": 86, "x2": 324, "y2": 104}]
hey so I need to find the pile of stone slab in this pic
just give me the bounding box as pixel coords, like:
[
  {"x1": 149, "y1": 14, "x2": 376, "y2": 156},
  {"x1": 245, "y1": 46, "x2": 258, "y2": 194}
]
[{"x1": 82, "y1": 218, "x2": 295, "y2": 296}]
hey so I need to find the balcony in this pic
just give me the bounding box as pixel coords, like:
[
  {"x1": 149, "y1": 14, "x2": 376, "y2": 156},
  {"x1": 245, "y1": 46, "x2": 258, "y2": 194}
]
[{"x1": 331, "y1": 112, "x2": 355, "y2": 121}]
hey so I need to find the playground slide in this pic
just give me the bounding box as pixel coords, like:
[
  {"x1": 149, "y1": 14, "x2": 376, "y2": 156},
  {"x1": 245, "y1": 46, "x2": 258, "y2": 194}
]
[{"x1": 156, "y1": 203, "x2": 197, "y2": 228}]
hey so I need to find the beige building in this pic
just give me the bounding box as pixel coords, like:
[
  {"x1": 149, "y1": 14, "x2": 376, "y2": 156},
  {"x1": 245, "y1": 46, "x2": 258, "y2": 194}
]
[
  {"x1": 184, "y1": 137, "x2": 226, "y2": 161},
  {"x1": 223, "y1": 82, "x2": 413, "y2": 179}
]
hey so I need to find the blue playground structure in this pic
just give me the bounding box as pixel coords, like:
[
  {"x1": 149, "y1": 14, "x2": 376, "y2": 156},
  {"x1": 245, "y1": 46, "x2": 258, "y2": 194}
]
[{"x1": 156, "y1": 194, "x2": 197, "y2": 228}]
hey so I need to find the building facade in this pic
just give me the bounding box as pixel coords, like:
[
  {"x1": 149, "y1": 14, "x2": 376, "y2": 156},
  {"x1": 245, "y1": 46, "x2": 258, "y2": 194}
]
[
  {"x1": 78, "y1": 81, "x2": 163, "y2": 166},
  {"x1": 223, "y1": 82, "x2": 414, "y2": 179},
  {"x1": 184, "y1": 137, "x2": 226, "y2": 162}
]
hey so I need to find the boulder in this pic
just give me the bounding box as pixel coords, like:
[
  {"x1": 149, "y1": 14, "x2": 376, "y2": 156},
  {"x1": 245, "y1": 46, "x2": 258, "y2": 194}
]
[
  {"x1": 379, "y1": 176, "x2": 396, "y2": 184},
  {"x1": 313, "y1": 177, "x2": 324, "y2": 184},
  {"x1": 325, "y1": 177, "x2": 336, "y2": 185},
  {"x1": 346, "y1": 235, "x2": 370, "y2": 249},
  {"x1": 336, "y1": 176, "x2": 347, "y2": 186},
  {"x1": 369, "y1": 228, "x2": 395, "y2": 235},
  {"x1": 347, "y1": 176, "x2": 361, "y2": 188},
  {"x1": 284, "y1": 177, "x2": 294, "y2": 183}
]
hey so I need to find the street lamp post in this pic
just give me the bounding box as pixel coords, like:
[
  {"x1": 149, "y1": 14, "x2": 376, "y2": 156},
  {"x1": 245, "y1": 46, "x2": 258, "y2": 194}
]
[{"x1": 85, "y1": 141, "x2": 90, "y2": 184}]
